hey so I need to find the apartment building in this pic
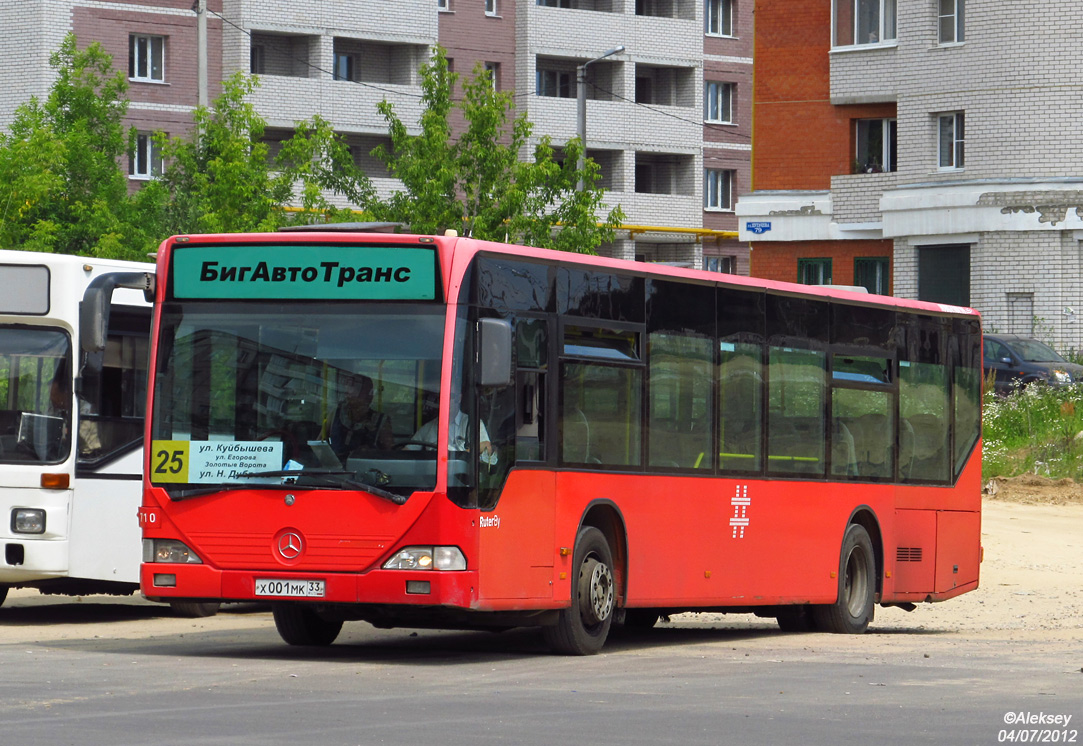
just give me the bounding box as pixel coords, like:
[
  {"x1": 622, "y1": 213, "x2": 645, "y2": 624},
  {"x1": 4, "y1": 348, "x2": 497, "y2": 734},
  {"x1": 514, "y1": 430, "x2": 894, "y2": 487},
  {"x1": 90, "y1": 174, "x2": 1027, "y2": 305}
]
[
  {"x1": 737, "y1": 0, "x2": 1083, "y2": 350},
  {"x1": 1, "y1": 1, "x2": 751, "y2": 273}
]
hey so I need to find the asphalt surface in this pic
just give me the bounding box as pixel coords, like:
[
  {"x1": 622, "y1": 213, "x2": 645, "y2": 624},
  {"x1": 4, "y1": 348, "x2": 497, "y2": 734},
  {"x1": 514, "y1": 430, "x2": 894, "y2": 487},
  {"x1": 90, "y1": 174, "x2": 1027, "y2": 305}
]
[{"x1": 0, "y1": 591, "x2": 1077, "y2": 746}]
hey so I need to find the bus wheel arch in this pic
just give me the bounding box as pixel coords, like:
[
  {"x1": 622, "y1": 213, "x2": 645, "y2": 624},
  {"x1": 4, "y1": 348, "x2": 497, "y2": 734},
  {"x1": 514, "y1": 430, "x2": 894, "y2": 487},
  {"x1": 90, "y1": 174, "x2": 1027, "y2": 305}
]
[{"x1": 579, "y1": 502, "x2": 628, "y2": 607}]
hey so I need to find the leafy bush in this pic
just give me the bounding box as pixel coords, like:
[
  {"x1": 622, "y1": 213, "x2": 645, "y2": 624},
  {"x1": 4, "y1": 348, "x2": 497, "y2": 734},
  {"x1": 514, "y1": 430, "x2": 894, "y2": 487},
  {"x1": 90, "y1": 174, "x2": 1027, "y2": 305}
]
[{"x1": 983, "y1": 383, "x2": 1083, "y2": 480}]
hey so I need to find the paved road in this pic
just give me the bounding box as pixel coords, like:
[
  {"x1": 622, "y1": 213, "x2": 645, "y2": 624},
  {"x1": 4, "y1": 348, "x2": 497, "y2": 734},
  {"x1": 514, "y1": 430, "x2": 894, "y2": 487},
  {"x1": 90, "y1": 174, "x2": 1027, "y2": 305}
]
[{"x1": 0, "y1": 591, "x2": 1077, "y2": 746}]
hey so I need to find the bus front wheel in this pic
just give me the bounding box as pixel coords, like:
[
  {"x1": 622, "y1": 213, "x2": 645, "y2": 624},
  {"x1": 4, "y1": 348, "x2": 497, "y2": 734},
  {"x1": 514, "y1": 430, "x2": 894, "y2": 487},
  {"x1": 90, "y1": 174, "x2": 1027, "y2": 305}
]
[
  {"x1": 543, "y1": 526, "x2": 616, "y2": 655},
  {"x1": 812, "y1": 523, "x2": 876, "y2": 634},
  {"x1": 272, "y1": 603, "x2": 343, "y2": 646}
]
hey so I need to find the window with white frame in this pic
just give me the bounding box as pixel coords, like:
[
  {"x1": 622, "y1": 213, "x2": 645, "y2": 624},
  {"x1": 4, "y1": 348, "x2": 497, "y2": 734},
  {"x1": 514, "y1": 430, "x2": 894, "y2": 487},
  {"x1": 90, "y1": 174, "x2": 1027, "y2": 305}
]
[
  {"x1": 704, "y1": 81, "x2": 734, "y2": 123},
  {"x1": 484, "y1": 61, "x2": 500, "y2": 90},
  {"x1": 833, "y1": 0, "x2": 896, "y2": 46},
  {"x1": 938, "y1": 112, "x2": 965, "y2": 169},
  {"x1": 485, "y1": 0, "x2": 498, "y2": 15},
  {"x1": 129, "y1": 34, "x2": 164, "y2": 82},
  {"x1": 705, "y1": 0, "x2": 734, "y2": 36},
  {"x1": 854, "y1": 118, "x2": 896, "y2": 172},
  {"x1": 129, "y1": 132, "x2": 163, "y2": 180},
  {"x1": 704, "y1": 169, "x2": 734, "y2": 210},
  {"x1": 939, "y1": 0, "x2": 964, "y2": 43},
  {"x1": 537, "y1": 69, "x2": 573, "y2": 98},
  {"x1": 437, "y1": 0, "x2": 450, "y2": 10},
  {"x1": 704, "y1": 256, "x2": 736, "y2": 274}
]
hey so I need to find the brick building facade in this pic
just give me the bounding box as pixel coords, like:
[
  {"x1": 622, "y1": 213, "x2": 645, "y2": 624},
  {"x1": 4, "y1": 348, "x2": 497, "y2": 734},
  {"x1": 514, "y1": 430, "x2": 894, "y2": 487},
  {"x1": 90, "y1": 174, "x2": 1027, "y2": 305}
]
[
  {"x1": 0, "y1": 0, "x2": 753, "y2": 274},
  {"x1": 737, "y1": 0, "x2": 1083, "y2": 351}
]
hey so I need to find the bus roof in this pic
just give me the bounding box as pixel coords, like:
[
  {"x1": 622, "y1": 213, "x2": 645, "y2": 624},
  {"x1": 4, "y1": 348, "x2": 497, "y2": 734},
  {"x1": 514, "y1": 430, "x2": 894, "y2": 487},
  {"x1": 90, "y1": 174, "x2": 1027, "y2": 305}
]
[{"x1": 160, "y1": 232, "x2": 980, "y2": 320}]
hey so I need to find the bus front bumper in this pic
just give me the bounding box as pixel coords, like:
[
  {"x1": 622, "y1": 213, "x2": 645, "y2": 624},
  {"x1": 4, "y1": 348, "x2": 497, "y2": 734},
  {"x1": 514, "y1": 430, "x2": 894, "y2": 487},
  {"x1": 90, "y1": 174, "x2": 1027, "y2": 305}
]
[{"x1": 141, "y1": 564, "x2": 480, "y2": 609}]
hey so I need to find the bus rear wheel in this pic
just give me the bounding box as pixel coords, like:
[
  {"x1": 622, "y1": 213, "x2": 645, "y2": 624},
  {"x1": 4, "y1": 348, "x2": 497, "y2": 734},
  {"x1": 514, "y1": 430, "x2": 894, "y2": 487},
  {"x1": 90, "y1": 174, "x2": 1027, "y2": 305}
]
[
  {"x1": 812, "y1": 523, "x2": 876, "y2": 634},
  {"x1": 543, "y1": 527, "x2": 615, "y2": 655},
  {"x1": 273, "y1": 603, "x2": 343, "y2": 646}
]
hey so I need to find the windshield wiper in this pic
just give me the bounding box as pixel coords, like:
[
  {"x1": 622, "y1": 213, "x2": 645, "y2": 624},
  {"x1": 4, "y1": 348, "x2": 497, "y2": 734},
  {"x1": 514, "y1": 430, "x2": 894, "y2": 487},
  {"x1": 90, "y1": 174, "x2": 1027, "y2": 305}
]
[
  {"x1": 236, "y1": 469, "x2": 408, "y2": 505},
  {"x1": 167, "y1": 469, "x2": 408, "y2": 505}
]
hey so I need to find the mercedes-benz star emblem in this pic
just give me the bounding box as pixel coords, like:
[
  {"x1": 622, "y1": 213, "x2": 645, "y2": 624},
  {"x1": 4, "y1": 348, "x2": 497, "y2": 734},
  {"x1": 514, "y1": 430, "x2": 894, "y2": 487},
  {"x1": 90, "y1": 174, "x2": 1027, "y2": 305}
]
[{"x1": 277, "y1": 532, "x2": 303, "y2": 560}]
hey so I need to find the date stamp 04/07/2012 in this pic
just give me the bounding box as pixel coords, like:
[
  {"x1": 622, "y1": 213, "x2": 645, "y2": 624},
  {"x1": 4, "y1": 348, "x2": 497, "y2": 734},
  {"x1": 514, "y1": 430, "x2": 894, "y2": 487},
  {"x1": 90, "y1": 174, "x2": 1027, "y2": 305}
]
[{"x1": 998, "y1": 713, "x2": 1076, "y2": 743}]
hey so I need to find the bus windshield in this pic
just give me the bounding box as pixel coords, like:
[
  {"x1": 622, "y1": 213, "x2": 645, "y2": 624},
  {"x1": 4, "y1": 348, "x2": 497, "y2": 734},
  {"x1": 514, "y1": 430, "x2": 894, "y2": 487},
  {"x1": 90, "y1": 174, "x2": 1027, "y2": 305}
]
[
  {"x1": 0, "y1": 327, "x2": 72, "y2": 464},
  {"x1": 151, "y1": 302, "x2": 444, "y2": 498}
]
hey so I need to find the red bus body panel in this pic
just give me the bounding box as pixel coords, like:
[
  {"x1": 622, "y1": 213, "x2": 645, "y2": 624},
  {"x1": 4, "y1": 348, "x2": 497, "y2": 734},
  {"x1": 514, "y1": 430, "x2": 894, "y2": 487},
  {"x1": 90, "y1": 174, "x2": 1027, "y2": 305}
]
[{"x1": 140, "y1": 233, "x2": 981, "y2": 619}]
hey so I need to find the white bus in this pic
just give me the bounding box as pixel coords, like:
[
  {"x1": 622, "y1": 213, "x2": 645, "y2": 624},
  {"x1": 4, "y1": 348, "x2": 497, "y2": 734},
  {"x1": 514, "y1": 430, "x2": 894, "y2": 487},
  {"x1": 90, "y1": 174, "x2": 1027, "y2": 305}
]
[{"x1": 0, "y1": 250, "x2": 212, "y2": 614}]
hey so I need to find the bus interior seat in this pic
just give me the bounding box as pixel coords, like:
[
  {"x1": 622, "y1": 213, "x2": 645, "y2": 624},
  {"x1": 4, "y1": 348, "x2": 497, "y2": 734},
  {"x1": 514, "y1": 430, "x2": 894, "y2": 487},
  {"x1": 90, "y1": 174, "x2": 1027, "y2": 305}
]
[
  {"x1": 831, "y1": 420, "x2": 857, "y2": 476},
  {"x1": 898, "y1": 418, "x2": 916, "y2": 478},
  {"x1": 854, "y1": 413, "x2": 891, "y2": 478},
  {"x1": 563, "y1": 407, "x2": 591, "y2": 464}
]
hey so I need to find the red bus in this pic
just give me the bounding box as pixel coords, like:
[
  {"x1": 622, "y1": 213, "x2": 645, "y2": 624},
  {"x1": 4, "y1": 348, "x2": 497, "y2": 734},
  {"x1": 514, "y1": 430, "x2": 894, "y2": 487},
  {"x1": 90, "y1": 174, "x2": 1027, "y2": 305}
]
[{"x1": 136, "y1": 226, "x2": 982, "y2": 654}]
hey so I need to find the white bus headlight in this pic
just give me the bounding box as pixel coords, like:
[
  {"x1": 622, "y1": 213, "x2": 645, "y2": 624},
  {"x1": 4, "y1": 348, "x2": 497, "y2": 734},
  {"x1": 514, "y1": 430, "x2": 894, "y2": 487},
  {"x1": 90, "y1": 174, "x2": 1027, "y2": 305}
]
[
  {"x1": 12, "y1": 509, "x2": 45, "y2": 534},
  {"x1": 142, "y1": 539, "x2": 203, "y2": 564},
  {"x1": 383, "y1": 546, "x2": 466, "y2": 571}
]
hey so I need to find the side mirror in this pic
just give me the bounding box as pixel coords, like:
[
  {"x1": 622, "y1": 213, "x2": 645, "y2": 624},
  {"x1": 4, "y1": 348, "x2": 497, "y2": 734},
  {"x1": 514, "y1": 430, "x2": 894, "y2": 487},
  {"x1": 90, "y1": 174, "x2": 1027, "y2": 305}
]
[
  {"x1": 79, "y1": 271, "x2": 155, "y2": 366},
  {"x1": 478, "y1": 318, "x2": 513, "y2": 387}
]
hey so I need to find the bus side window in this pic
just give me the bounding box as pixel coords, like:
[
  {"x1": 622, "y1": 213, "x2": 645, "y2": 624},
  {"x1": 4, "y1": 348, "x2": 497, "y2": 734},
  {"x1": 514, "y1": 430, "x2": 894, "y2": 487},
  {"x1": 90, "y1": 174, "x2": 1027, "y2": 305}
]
[
  {"x1": 719, "y1": 340, "x2": 762, "y2": 472},
  {"x1": 78, "y1": 308, "x2": 150, "y2": 463},
  {"x1": 900, "y1": 360, "x2": 949, "y2": 482},
  {"x1": 767, "y1": 346, "x2": 826, "y2": 476}
]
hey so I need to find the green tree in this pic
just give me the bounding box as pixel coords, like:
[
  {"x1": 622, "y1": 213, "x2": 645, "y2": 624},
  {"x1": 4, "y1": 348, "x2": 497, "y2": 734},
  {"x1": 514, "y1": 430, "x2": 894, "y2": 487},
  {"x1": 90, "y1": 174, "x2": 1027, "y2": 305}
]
[
  {"x1": 153, "y1": 73, "x2": 373, "y2": 236},
  {"x1": 0, "y1": 34, "x2": 158, "y2": 259},
  {"x1": 371, "y1": 48, "x2": 623, "y2": 253}
]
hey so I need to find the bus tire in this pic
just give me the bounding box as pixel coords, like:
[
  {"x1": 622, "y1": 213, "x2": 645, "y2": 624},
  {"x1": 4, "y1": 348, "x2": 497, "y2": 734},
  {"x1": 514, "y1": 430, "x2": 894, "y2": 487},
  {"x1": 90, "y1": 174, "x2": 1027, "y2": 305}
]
[
  {"x1": 169, "y1": 601, "x2": 221, "y2": 618},
  {"x1": 543, "y1": 527, "x2": 615, "y2": 655},
  {"x1": 775, "y1": 605, "x2": 817, "y2": 632},
  {"x1": 0, "y1": 585, "x2": 8, "y2": 608},
  {"x1": 812, "y1": 523, "x2": 876, "y2": 634},
  {"x1": 273, "y1": 603, "x2": 343, "y2": 646}
]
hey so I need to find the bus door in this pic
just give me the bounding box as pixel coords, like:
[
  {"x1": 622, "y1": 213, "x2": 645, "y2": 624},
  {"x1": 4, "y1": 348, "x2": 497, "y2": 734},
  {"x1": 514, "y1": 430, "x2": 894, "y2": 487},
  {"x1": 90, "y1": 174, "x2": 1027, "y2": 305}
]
[
  {"x1": 69, "y1": 306, "x2": 150, "y2": 584},
  {"x1": 474, "y1": 313, "x2": 555, "y2": 604}
]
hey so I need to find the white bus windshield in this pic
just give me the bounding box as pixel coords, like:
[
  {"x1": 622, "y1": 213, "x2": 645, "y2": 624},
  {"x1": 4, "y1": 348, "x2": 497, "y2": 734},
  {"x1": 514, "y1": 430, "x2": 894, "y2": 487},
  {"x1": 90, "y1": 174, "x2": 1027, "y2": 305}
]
[
  {"x1": 0, "y1": 327, "x2": 72, "y2": 464},
  {"x1": 151, "y1": 302, "x2": 444, "y2": 498}
]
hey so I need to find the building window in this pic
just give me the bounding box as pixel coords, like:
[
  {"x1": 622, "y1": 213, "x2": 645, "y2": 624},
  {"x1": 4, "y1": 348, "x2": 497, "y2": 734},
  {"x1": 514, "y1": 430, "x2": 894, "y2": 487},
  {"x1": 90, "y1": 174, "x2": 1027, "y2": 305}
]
[
  {"x1": 705, "y1": 0, "x2": 734, "y2": 36},
  {"x1": 484, "y1": 61, "x2": 500, "y2": 90},
  {"x1": 833, "y1": 0, "x2": 896, "y2": 46},
  {"x1": 486, "y1": 0, "x2": 498, "y2": 15},
  {"x1": 939, "y1": 0, "x2": 964, "y2": 43},
  {"x1": 438, "y1": 0, "x2": 450, "y2": 10},
  {"x1": 854, "y1": 118, "x2": 896, "y2": 172},
  {"x1": 854, "y1": 257, "x2": 889, "y2": 294},
  {"x1": 129, "y1": 34, "x2": 164, "y2": 82},
  {"x1": 538, "y1": 0, "x2": 575, "y2": 6},
  {"x1": 129, "y1": 132, "x2": 163, "y2": 180},
  {"x1": 938, "y1": 112, "x2": 965, "y2": 169},
  {"x1": 704, "y1": 169, "x2": 734, "y2": 210},
  {"x1": 537, "y1": 69, "x2": 573, "y2": 98},
  {"x1": 704, "y1": 256, "x2": 735, "y2": 274},
  {"x1": 798, "y1": 258, "x2": 832, "y2": 285},
  {"x1": 250, "y1": 45, "x2": 265, "y2": 75},
  {"x1": 333, "y1": 52, "x2": 355, "y2": 82},
  {"x1": 704, "y1": 82, "x2": 734, "y2": 124}
]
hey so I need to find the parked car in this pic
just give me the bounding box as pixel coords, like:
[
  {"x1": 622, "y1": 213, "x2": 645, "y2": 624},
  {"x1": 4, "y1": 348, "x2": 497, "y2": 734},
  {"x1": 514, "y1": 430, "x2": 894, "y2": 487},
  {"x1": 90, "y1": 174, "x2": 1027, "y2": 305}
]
[{"x1": 982, "y1": 333, "x2": 1083, "y2": 395}]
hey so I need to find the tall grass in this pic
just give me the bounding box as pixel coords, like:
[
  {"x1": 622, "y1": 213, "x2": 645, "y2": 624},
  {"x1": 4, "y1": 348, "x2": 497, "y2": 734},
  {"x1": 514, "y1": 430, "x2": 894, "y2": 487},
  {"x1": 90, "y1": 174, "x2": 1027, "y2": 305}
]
[{"x1": 982, "y1": 383, "x2": 1083, "y2": 480}]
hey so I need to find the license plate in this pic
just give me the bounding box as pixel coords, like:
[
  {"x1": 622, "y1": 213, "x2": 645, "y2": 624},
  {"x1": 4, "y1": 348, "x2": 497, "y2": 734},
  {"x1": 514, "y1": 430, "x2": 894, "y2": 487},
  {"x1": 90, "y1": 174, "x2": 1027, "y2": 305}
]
[{"x1": 254, "y1": 578, "x2": 325, "y2": 598}]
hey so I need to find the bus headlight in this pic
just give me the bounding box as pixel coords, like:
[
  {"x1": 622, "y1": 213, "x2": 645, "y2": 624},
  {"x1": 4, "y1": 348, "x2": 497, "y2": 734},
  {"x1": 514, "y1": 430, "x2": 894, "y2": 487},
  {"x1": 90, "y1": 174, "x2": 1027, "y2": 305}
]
[
  {"x1": 12, "y1": 509, "x2": 45, "y2": 534},
  {"x1": 142, "y1": 539, "x2": 203, "y2": 564},
  {"x1": 383, "y1": 546, "x2": 467, "y2": 571}
]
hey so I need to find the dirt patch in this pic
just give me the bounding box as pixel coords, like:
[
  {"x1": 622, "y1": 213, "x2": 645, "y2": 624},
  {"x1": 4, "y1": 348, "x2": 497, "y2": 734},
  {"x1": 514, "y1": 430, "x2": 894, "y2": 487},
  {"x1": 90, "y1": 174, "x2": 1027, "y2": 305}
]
[{"x1": 983, "y1": 473, "x2": 1083, "y2": 505}]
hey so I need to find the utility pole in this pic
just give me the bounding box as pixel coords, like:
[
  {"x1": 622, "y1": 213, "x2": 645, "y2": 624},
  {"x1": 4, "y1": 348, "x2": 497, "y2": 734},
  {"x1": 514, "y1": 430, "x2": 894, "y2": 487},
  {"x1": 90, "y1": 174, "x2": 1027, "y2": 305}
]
[
  {"x1": 576, "y1": 45, "x2": 624, "y2": 191},
  {"x1": 196, "y1": 0, "x2": 208, "y2": 108}
]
